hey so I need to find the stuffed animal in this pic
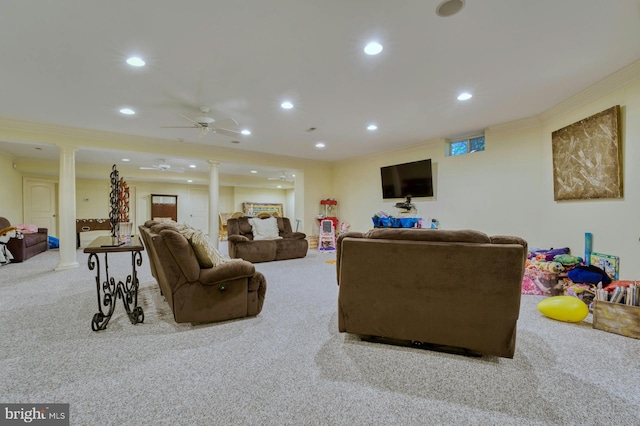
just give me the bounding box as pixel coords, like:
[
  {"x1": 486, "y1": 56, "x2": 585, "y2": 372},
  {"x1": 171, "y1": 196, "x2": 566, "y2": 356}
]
[
  {"x1": 553, "y1": 254, "x2": 583, "y2": 266},
  {"x1": 0, "y1": 226, "x2": 20, "y2": 264},
  {"x1": 541, "y1": 261, "x2": 565, "y2": 273}
]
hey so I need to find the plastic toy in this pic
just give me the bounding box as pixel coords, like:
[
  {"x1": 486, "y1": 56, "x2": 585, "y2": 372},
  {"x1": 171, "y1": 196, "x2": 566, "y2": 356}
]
[{"x1": 537, "y1": 296, "x2": 589, "y2": 323}]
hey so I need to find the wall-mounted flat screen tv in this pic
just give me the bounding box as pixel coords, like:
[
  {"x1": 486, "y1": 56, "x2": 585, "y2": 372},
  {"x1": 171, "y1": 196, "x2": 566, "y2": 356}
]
[{"x1": 380, "y1": 159, "x2": 433, "y2": 199}]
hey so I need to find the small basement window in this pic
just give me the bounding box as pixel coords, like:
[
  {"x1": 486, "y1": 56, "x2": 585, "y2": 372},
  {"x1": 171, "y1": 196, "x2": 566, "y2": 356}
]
[{"x1": 447, "y1": 135, "x2": 485, "y2": 156}]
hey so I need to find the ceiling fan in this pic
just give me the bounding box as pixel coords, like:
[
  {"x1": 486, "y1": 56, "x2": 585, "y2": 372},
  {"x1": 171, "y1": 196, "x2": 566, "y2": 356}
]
[
  {"x1": 267, "y1": 171, "x2": 295, "y2": 182},
  {"x1": 139, "y1": 160, "x2": 184, "y2": 173},
  {"x1": 161, "y1": 106, "x2": 242, "y2": 137}
]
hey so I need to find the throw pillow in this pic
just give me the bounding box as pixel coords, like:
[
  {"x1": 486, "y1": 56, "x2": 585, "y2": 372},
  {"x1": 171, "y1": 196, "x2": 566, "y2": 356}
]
[
  {"x1": 180, "y1": 228, "x2": 233, "y2": 268},
  {"x1": 249, "y1": 217, "x2": 282, "y2": 240}
]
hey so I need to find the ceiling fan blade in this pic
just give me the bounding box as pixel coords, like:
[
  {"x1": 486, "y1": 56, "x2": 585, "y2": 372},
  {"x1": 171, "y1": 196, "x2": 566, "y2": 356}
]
[
  {"x1": 139, "y1": 167, "x2": 158, "y2": 170},
  {"x1": 210, "y1": 118, "x2": 239, "y2": 129},
  {"x1": 160, "y1": 125, "x2": 200, "y2": 129},
  {"x1": 213, "y1": 128, "x2": 242, "y2": 138},
  {"x1": 169, "y1": 168, "x2": 185, "y2": 174},
  {"x1": 178, "y1": 113, "x2": 202, "y2": 126}
]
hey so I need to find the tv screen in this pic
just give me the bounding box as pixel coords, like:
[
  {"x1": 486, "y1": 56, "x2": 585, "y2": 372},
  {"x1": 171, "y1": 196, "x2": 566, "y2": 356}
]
[{"x1": 380, "y1": 159, "x2": 433, "y2": 199}]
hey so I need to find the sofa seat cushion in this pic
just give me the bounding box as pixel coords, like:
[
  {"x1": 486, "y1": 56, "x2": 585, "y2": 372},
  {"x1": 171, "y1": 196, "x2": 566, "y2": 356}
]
[
  {"x1": 234, "y1": 240, "x2": 277, "y2": 263},
  {"x1": 275, "y1": 238, "x2": 308, "y2": 260}
]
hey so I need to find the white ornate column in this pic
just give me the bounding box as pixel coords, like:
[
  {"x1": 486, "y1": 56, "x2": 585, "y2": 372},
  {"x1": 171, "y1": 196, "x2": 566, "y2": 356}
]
[
  {"x1": 55, "y1": 145, "x2": 80, "y2": 270},
  {"x1": 208, "y1": 160, "x2": 220, "y2": 245}
]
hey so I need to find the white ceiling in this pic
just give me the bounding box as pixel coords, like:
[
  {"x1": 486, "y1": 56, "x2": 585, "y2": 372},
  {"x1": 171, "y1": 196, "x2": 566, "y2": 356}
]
[{"x1": 1, "y1": 0, "x2": 640, "y2": 184}]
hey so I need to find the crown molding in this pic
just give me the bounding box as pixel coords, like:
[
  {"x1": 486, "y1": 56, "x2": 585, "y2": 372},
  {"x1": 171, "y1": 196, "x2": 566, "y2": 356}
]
[
  {"x1": 485, "y1": 116, "x2": 542, "y2": 135},
  {"x1": 539, "y1": 59, "x2": 640, "y2": 123}
]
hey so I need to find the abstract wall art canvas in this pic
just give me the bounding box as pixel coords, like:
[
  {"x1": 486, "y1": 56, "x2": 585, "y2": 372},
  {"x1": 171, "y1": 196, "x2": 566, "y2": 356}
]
[{"x1": 552, "y1": 105, "x2": 622, "y2": 201}]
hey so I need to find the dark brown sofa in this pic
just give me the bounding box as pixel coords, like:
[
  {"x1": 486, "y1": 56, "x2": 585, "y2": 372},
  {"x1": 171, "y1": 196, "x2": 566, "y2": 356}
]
[
  {"x1": 0, "y1": 217, "x2": 48, "y2": 262},
  {"x1": 336, "y1": 228, "x2": 528, "y2": 358},
  {"x1": 227, "y1": 216, "x2": 307, "y2": 263},
  {"x1": 139, "y1": 220, "x2": 267, "y2": 324}
]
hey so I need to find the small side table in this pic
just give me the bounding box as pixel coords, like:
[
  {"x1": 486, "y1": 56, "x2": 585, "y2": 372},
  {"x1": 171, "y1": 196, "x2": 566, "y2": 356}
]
[{"x1": 84, "y1": 235, "x2": 145, "y2": 331}]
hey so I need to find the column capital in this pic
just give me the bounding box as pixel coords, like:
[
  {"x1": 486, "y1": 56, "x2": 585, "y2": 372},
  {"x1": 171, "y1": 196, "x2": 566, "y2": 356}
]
[{"x1": 207, "y1": 160, "x2": 221, "y2": 167}]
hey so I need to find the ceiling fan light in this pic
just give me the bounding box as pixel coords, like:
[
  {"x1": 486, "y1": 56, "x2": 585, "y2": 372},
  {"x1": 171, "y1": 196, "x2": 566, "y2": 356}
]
[
  {"x1": 241, "y1": 129, "x2": 251, "y2": 135},
  {"x1": 119, "y1": 108, "x2": 135, "y2": 115},
  {"x1": 281, "y1": 101, "x2": 294, "y2": 110}
]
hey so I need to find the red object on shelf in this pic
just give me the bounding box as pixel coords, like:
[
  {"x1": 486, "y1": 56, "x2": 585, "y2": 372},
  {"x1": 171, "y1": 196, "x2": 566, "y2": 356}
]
[{"x1": 320, "y1": 199, "x2": 338, "y2": 205}]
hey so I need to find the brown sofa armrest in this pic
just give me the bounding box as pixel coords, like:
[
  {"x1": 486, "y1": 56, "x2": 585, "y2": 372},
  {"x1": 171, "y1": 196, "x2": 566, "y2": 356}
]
[
  {"x1": 228, "y1": 235, "x2": 251, "y2": 243},
  {"x1": 287, "y1": 232, "x2": 306, "y2": 240},
  {"x1": 336, "y1": 232, "x2": 366, "y2": 285},
  {"x1": 37, "y1": 228, "x2": 48, "y2": 234},
  {"x1": 198, "y1": 260, "x2": 255, "y2": 285}
]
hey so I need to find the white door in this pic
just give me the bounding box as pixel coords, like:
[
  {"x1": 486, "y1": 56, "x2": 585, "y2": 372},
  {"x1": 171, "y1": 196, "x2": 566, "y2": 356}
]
[
  {"x1": 23, "y1": 178, "x2": 57, "y2": 236},
  {"x1": 188, "y1": 188, "x2": 209, "y2": 233}
]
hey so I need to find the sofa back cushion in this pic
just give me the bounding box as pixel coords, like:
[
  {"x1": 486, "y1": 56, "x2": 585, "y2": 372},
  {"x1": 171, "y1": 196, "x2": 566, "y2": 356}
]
[
  {"x1": 365, "y1": 228, "x2": 492, "y2": 244},
  {"x1": 229, "y1": 216, "x2": 294, "y2": 240},
  {"x1": 155, "y1": 228, "x2": 201, "y2": 283}
]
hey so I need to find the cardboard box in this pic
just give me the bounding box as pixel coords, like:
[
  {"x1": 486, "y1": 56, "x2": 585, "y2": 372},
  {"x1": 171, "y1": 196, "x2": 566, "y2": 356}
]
[{"x1": 592, "y1": 300, "x2": 640, "y2": 339}]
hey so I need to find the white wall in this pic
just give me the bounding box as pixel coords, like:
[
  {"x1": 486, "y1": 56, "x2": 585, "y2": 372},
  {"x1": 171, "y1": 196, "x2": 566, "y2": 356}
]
[
  {"x1": 334, "y1": 73, "x2": 640, "y2": 278},
  {"x1": 0, "y1": 151, "x2": 23, "y2": 223},
  {"x1": 536, "y1": 76, "x2": 640, "y2": 278}
]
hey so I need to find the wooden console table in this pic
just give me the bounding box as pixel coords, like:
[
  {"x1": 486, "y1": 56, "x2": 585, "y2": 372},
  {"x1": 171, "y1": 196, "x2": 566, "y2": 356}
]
[{"x1": 84, "y1": 235, "x2": 145, "y2": 331}]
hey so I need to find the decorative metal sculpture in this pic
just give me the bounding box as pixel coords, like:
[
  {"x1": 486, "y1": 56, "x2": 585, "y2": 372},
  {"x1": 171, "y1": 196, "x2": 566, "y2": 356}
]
[
  {"x1": 118, "y1": 177, "x2": 130, "y2": 223},
  {"x1": 109, "y1": 164, "x2": 120, "y2": 239}
]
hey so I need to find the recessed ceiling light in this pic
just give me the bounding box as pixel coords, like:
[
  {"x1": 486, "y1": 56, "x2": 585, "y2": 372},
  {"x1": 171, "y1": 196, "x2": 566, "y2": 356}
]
[
  {"x1": 126, "y1": 56, "x2": 146, "y2": 67},
  {"x1": 187, "y1": 179, "x2": 193, "y2": 183},
  {"x1": 241, "y1": 129, "x2": 251, "y2": 135},
  {"x1": 436, "y1": 0, "x2": 465, "y2": 17},
  {"x1": 281, "y1": 101, "x2": 294, "y2": 109},
  {"x1": 189, "y1": 164, "x2": 196, "y2": 168},
  {"x1": 457, "y1": 92, "x2": 472, "y2": 101},
  {"x1": 277, "y1": 185, "x2": 282, "y2": 189},
  {"x1": 119, "y1": 108, "x2": 135, "y2": 115},
  {"x1": 364, "y1": 42, "x2": 383, "y2": 55},
  {"x1": 250, "y1": 170, "x2": 258, "y2": 174},
  {"x1": 122, "y1": 158, "x2": 130, "y2": 162},
  {"x1": 367, "y1": 124, "x2": 378, "y2": 131},
  {"x1": 315, "y1": 142, "x2": 326, "y2": 149}
]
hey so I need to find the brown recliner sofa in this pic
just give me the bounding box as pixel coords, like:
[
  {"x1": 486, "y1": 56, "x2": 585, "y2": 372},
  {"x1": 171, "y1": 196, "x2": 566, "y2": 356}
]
[
  {"x1": 139, "y1": 220, "x2": 267, "y2": 324},
  {"x1": 227, "y1": 216, "x2": 307, "y2": 263},
  {"x1": 336, "y1": 228, "x2": 527, "y2": 358},
  {"x1": 0, "y1": 217, "x2": 48, "y2": 262}
]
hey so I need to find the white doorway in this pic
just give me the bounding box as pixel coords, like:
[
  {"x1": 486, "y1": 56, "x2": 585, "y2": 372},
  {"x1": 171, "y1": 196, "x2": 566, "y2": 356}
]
[
  {"x1": 23, "y1": 178, "x2": 57, "y2": 237},
  {"x1": 188, "y1": 188, "x2": 209, "y2": 233}
]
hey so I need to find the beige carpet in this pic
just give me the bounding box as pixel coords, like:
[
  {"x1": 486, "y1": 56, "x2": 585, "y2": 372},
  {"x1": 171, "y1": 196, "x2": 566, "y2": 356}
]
[{"x1": 1, "y1": 247, "x2": 639, "y2": 425}]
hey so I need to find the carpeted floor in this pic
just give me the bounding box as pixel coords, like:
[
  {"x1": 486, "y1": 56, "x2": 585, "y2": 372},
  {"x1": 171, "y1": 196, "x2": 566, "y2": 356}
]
[{"x1": 1, "y1": 246, "x2": 639, "y2": 425}]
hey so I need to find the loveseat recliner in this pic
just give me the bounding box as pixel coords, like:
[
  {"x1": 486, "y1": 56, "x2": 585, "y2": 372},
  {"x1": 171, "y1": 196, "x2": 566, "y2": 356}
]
[
  {"x1": 336, "y1": 228, "x2": 528, "y2": 358},
  {"x1": 227, "y1": 216, "x2": 307, "y2": 263},
  {"x1": 0, "y1": 217, "x2": 48, "y2": 262},
  {"x1": 139, "y1": 220, "x2": 267, "y2": 324}
]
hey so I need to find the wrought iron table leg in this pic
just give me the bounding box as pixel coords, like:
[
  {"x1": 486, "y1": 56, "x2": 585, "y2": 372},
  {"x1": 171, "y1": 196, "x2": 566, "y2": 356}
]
[
  {"x1": 89, "y1": 253, "x2": 118, "y2": 331},
  {"x1": 89, "y1": 251, "x2": 144, "y2": 331},
  {"x1": 119, "y1": 250, "x2": 145, "y2": 325}
]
